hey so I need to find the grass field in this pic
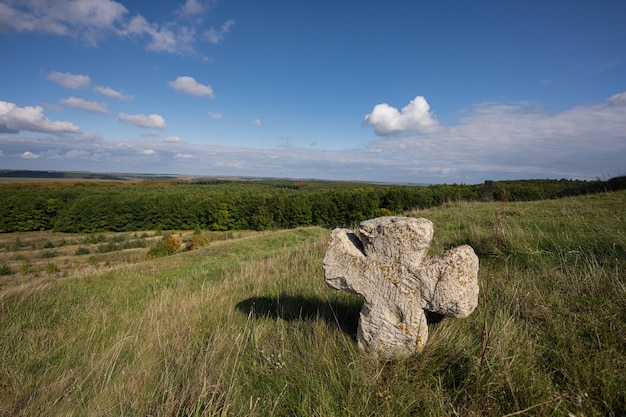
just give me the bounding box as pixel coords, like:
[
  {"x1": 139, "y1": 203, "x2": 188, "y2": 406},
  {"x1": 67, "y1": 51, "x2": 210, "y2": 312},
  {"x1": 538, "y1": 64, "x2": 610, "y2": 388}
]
[{"x1": 1, "y1": 191, "x2": 625, "y2": 416}]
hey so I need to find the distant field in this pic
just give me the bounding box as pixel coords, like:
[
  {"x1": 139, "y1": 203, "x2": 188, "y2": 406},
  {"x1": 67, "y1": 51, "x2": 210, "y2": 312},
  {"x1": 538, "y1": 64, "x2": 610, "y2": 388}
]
[
  {"x1": 1, "y1": 191, "x2": 625, "y2": 416},
  {"x1": 0, "y1": 229, "x2": 254, "y2": 287}
]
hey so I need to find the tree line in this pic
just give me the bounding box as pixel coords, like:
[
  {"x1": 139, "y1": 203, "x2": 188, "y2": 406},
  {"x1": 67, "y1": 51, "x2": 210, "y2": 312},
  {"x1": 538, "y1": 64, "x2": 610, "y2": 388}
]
[
  {"x1": 0, "y1": 180, "x2": 480, "y2": 233},
  {"x1": 1, "y1": 177, "x2": 621, "y2": 233}
]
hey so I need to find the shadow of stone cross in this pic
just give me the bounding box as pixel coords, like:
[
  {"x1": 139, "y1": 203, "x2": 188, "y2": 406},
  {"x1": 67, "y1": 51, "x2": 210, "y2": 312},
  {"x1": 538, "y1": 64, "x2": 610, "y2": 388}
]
[{"x1": 323, "y1": 216, "x2": 479, "y2": 359}]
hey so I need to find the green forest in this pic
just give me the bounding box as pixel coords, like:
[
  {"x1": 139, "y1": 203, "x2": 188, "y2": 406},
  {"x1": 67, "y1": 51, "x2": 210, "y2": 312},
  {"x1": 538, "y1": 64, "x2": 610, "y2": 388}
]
[{"x1": 1, "y1": 175, "x2": 624, "y2": 233}]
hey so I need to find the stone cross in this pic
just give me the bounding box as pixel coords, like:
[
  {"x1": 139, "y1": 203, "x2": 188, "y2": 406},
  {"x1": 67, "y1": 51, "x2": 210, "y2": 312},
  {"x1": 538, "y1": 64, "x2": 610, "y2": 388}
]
[{"x1": 323, "y1": 216, "x2": 479, "y2": 359}]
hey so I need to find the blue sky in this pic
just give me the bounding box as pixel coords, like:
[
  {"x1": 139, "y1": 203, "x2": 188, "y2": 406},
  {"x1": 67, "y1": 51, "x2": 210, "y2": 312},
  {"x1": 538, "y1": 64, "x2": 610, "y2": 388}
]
[{"x1": 1, "y1": 0, "x2": 625, "y2": 184}]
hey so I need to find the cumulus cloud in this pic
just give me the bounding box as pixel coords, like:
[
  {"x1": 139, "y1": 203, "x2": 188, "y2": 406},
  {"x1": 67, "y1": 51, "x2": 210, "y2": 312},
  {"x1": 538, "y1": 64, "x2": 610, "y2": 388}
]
[
  {"x1": 0, "y1": 100, "x2": 80, "y2": 133},
  {"x1": 168, "y1": 76, "x2": 215, "y2": 97},
  {"x1": 140, "y1": 149, "x2": 156, "y2": 156},
  {"x1": 48, "y1": 71, "x2": 91, "y2": 89},
  {"x1": 208, "y1": 111, "x2": 223, "y2": 119},
  {"x1": 0, "y1": 0, "x2": 231, "y2": 54},
  {"x1": 60, "y1": 96, "x2": 109, "y2": 114},
  {"x1": 204, "y1": 19, "x2": 235, "y2": 44},
  {"x1": 21, "y1": 151, "x2": 39, "y2": 159},
  {"x1": 94, "y1": 85, "x2": 133, "y2": 101},
  {"x1": 0, "y1": 0, "x2": 127, "y2": 45},
  {"x1": 363, "y1": 96, "x2": 439, "y2": 136},
  {"x1": 118, "y1": 113, "x2": 166, "y2": 129}
]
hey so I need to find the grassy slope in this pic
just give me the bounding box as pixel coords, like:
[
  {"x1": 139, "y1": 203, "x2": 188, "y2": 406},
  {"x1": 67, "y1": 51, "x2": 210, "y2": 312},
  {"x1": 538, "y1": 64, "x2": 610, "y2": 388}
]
[{"x1": 1, "y1": 191, "x2": 625, "y2": 416}]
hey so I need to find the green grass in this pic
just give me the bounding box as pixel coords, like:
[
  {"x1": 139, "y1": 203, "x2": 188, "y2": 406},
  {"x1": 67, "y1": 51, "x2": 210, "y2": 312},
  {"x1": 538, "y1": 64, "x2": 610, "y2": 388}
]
[{"x1": 1, "y1": 191, "x2": 625, "y2": 416}]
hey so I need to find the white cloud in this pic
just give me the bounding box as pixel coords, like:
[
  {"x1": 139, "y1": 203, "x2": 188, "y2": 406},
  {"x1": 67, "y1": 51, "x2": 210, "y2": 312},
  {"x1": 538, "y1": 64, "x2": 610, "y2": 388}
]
[
  {"x1": 168, "y1": 76, "x2": 215, "y2": 98},
  {"x1": 363, "y1": 96, "x2": 439, "y2": 136},
  {"x1": 94, "y1": 85, "x2": 133, "y2": 101},
  {"x1": 203, "y1": 19, "x2": 235, "y2": 44},
  {"x1": 0, "y1": 0, "x2": 213, "y2": 54},
  {"x1": 48, "y1": 71, "x2": 91, "y2": 89},
  {"x1": 140, "y1": 149, "x2": 156, "y2": 156},
  {"x1": 208, "y1": 111, "x2": 223, "y2": 119},
  {"x1": 21, "y1": 151, "x2": 39, "y2": 159},
  {"x1": 0, "y1": 0, "x2": 128, "y2": 45},
  {"x1": 119, "y1": 14, "x2": 195, "y2": 54},
  {"x1": 608, "y1": 91, "x2": 626, "y2": 105},
  {"x1": 165, "y1": 135, "x2": 186, "y2": 143},
  {"x1": 60, "y1": 96, "x2": 109, "y2": 114},
  {"x1": 0, "y1": 100, "x2": 80, "y2": 133},
  {"x1": 251, "y1": 119, "x2": 261, "y2": 127},
  {"x1": 118, "y1": 113, "x2": 166, "y2": 129},
  {"x1": 174, "y1": 152, "x2": 193, "y2": 159},
  {"x1": 177, "y1": 0, "x2": 211, "y2": 16}
]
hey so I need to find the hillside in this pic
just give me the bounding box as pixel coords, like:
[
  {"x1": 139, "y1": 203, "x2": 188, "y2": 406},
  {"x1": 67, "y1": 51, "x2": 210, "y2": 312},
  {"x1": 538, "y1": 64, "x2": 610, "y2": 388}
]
[{"x1": 1, "y1": 190, "x2": 625, "y2": 416}]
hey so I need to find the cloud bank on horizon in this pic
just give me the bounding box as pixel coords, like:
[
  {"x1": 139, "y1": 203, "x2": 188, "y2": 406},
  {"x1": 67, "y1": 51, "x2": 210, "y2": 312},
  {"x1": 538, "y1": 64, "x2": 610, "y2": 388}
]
[{"x1": 1, "y1": 0, "x2": 625, "y2": 184}]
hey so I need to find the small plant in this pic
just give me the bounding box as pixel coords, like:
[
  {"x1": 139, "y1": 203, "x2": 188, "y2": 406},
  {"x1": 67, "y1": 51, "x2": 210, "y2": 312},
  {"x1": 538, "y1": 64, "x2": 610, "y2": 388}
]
[
  {"x1": 111, "y1": 235, "x2": 126, "y2": 243},
  {"x1": 0, "y1": 263, "x2": 13, "y2": 276},
  {"x1": 43, "y1": 240, "x2": 55, "y2": 249},
  {"x1": 12, "y1": 237, "x2": 23, "y2": 251},
  {"x1": 19, "y1": 259, "x2": 31, "y2": 274},
  {"x1": 85, "y1": 234, "x2": 107, "y2": 244},
  {"x1": 75, "y1": 247, "x2": 90, "y2": 255},
  {"x1": 44, "y1": 263, "x2": 59, "y2": 274},
  {"x1": 97, "y1": 242, "x2": 119, "y2": 253},
  {"x1": 41, "y1": 250, "x2": 58, "y2": 259}
]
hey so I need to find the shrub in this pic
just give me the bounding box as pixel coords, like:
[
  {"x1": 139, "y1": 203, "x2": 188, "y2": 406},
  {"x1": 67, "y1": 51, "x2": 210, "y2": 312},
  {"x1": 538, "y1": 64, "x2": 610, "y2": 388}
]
[
  {"x1": 146, "y1": 236, "x2": 181, "y2": 259},
  {"x1": 0, "y1": 264, "x2": 13, "y2": 276},
  {"x1": 75, "y1": 247, "x2": 90, "y2": 255},
  {"x1": 97, "y1": 242, "x2": 119, "y2": 253},
  {"x1": 41, "y1": 251, "x2": 58, "y2": 259},
  {"x1": 45, "y1": 263, "x2": 59, "y2": 274},
  {"x1": 186, "y1": 234, "x2": 210, "y2": 251}
]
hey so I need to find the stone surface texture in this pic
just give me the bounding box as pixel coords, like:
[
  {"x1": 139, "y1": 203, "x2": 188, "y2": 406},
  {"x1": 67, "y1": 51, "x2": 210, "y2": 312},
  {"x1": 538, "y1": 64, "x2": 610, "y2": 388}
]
[{"x1": 323, "y1": 216, "x2": 479, "y2": 359}]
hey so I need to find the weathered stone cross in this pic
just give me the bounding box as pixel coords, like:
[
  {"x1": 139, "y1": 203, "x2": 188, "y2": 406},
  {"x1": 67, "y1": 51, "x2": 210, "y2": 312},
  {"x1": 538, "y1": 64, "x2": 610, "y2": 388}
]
[{"x1": 323, "y1": 216, "x2": 479, "y2": 359}]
